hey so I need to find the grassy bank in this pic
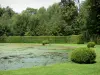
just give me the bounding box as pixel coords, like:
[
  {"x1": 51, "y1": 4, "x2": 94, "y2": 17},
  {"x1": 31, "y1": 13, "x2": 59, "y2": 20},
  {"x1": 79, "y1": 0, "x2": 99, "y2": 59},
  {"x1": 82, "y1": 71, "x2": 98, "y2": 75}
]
[{"x1": 0, "y1": 44, "x2": 100, "y2": 75}]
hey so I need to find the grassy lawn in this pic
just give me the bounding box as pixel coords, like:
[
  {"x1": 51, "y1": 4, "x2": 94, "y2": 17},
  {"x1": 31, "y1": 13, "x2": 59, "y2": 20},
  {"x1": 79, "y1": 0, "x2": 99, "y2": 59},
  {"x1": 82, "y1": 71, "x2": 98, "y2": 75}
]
[{"x1": 0, "y1": 44, "x2": 100, "y2": 75}]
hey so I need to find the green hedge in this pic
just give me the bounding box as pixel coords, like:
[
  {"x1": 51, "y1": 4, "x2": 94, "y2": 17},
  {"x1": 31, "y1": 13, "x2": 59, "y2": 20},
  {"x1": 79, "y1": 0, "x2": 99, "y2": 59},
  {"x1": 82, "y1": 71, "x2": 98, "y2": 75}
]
[{"x1": 0, "y1": 35, "x2": 84, "y2": 44}]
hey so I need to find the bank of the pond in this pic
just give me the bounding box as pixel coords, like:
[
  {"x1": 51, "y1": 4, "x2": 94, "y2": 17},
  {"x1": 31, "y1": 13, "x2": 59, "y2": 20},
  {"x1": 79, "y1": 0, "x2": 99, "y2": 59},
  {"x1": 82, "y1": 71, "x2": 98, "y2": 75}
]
[
  {"x1": 0, "y1": 44, "x2": 74, "y2": 70},
  {"x1": 0, "y1": 44, "x2": 100, "y2": 75}
]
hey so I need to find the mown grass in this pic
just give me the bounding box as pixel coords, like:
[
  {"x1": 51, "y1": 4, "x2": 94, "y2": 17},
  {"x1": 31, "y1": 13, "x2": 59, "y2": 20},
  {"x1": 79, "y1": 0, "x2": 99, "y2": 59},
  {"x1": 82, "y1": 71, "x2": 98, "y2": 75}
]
[{"x1": 0, "y1": 44, "x2": 100, "y2": 75}]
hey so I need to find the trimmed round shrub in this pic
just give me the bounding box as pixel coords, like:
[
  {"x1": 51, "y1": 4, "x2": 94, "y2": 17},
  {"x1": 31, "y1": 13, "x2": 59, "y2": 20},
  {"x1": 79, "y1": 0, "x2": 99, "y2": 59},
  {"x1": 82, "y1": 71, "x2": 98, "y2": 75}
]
[
  {"x1": 87, "y1": 42, "x2": 96, "y2": 48},
  {"x1": 42, "y1": 40, "x2": 49, "y2": 45},
  {"x1": 71, "y1": 47, "x2": 96, "y2": 64}
]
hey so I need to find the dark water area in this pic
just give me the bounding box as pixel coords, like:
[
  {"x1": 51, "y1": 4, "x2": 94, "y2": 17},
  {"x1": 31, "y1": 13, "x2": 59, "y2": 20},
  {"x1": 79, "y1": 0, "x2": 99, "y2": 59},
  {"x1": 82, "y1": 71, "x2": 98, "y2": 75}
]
[{"x1": 0, "y1": 44, "x2": 70, "y2": 71}]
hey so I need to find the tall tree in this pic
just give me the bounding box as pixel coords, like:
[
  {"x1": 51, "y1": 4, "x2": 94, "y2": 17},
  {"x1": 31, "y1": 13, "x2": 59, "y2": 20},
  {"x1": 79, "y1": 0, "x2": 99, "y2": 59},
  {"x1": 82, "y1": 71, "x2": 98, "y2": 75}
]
[
  {"x1": 60, "y1": 0, "x2": 78, "y2": 35},
  {"x1": 86, "y1": 0, "x2": 100, "y2": 39},
  {"x1": 47, "y1": 3, "x2": 62, "y2": 35},
  {"x1": 36, "y1": 7, "x2": 49, "y2": 35},
  {"x1": 0, "y1": 6, "x2": 15, "y2": 36},
  {"x1": 12, "y1": 14, "x2": 29, "y2": 36}
]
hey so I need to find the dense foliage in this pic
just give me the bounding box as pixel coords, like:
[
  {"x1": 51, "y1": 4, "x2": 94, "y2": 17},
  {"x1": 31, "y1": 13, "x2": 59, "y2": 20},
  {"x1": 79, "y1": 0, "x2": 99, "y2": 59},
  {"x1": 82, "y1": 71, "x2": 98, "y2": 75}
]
[
  {"x1": 71, "y1": 47, "x2": 96, "y2": 64},
  {"x1": 78, "y1": 0, "x2": 100, "y2": 42},
  {"x1": 86, "y1": 0, "x2": 100, "y2": 36},
  {"x1": 0, "y1": 0, "x2": 100, "y2": 43},
  {"x1": 87, "y1": 42, "x2": 96, "y2": 48},
  {"x1": 0, "y1": 1, "x2": 79, "y2": 36}
]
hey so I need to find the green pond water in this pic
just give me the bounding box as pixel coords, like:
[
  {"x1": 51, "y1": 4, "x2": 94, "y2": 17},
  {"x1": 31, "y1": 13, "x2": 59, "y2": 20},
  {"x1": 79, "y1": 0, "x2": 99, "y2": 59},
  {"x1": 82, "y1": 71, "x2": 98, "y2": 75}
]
[{"x1": 0, "y1": 43, "x2": 71, "y2": 71}]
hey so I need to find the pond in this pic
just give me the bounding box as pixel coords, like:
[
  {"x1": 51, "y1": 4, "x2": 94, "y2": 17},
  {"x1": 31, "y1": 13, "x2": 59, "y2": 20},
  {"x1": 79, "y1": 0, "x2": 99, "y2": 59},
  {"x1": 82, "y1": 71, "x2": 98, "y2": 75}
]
[{"x1": 0, "y1": 43, "x2": 73, "y2": 70}]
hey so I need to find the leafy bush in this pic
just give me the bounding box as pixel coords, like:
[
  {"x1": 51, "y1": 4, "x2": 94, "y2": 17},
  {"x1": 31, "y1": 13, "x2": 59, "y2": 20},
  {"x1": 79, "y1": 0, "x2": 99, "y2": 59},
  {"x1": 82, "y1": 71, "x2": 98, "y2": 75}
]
[
  {"x1": 87, "y1": 42, "x2": 96, "y2": 48},
  {"x1": 71, "y1": 47, "x2": 96, "y2": 64},
  {"x1": 42, "y1": 40, "x2": 49, "y2": 45}
]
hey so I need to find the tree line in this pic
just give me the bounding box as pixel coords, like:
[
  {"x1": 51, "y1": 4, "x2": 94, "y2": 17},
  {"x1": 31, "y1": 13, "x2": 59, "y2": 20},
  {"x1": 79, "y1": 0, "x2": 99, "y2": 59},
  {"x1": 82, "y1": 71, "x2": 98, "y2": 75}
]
[{"x1": 0, "y1": 0, "x2": 99, "y2": 40}]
